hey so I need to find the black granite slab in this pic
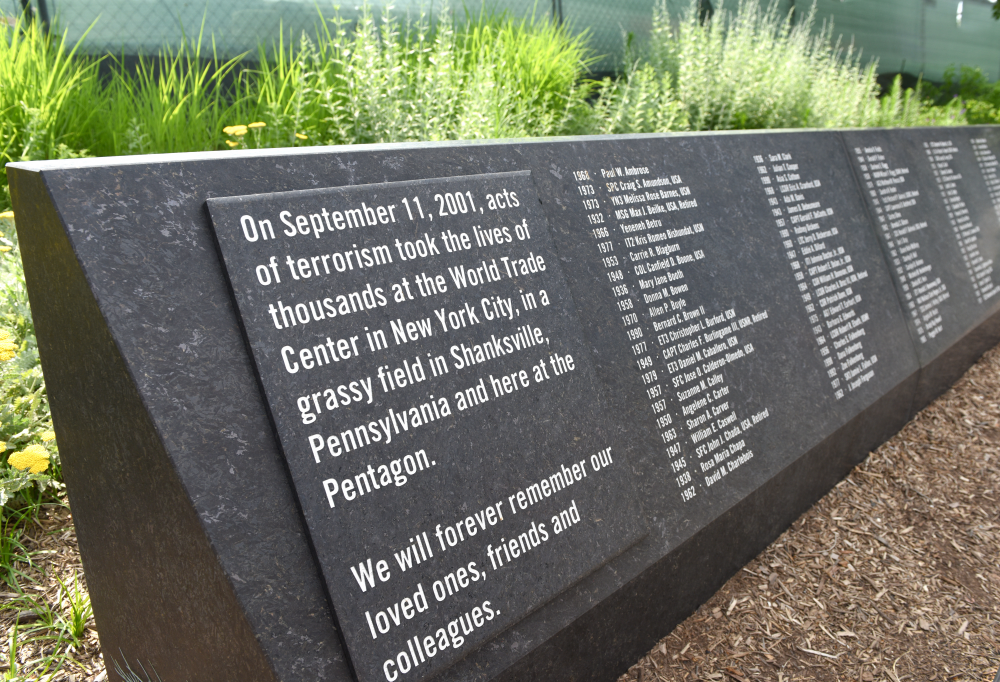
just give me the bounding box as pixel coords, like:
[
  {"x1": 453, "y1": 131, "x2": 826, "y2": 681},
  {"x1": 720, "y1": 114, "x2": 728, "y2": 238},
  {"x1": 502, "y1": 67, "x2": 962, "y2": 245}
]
[
  {"x1": 4, "y1": 126, "x2": 993, "y2": 682},
  {"x1": 841, "y1": 126, "x2": 1000, "y2": 409}
]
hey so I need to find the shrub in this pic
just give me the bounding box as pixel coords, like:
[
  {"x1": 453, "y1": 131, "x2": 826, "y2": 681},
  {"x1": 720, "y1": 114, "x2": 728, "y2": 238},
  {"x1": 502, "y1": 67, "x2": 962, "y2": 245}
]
[
  {"x1": 924, "y1": 66, "x2": 1000, "y2": 124},
  {"x1": 229, "y1": 5, "x2": 595, "y2": 147},
  {"x1": 593, "y1": 0, "x2": 964, "y2": 133},
  {"x1": 656, "y1": 0, "x2": 881, "y2": 129}
]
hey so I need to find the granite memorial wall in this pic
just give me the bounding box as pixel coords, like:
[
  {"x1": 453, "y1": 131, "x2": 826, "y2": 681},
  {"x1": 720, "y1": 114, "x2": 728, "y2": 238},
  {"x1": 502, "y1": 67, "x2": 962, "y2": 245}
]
[{"x1": 8, "y1": 126, "x2": 1000, "y2": 682}]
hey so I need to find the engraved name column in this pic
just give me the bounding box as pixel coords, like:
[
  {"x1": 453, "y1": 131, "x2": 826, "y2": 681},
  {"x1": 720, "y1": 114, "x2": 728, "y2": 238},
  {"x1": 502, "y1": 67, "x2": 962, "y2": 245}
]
[
  {"x1": 853, "y1": 144, "x2": 948, "y2": 344},
  {"x1": 972, "y1": 137, "x2": 1000, "y2": 221},
  {"x1": 572, "y1": 164, "x2": 772, "y2": 499},
  {"x1": 925, "y1": 139, "x2": 1000, "y2": 304},
  {"x1": 754, "y1": 151, "x2": 878, "y2": 399}
]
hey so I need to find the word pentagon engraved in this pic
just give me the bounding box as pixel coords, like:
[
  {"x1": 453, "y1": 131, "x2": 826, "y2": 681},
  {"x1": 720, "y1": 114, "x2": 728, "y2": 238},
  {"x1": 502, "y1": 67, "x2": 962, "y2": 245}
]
[{"x1": 206, "y1": 171, "x2": 645, "y2": 682}]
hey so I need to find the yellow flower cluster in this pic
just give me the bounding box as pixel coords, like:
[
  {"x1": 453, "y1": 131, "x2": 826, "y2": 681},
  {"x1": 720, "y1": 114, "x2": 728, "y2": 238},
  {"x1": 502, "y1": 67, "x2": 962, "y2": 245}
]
[
  {"x1": 41, "y1": 430, "x2": 56, "y2": 442},
  {"x1": 0, "y1": 210, "x2": 13, "y2": 220},
  {"x1": 8, "y1": 443, "x2": 49, "y2": 474},
  {"x1": 223, "y1": 122, "x2": 267, "y2": 148},
  {"x1": 0, "y1": 330, "x2": 17, "y2": 362}
]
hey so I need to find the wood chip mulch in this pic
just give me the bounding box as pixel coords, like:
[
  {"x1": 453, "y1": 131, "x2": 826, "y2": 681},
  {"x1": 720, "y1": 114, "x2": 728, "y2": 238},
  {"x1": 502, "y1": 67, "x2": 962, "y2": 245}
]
[
  {"x1": 0, "y1": 502, "x2": 105, "y2": 681},
  {"x1": 3, "y1": 345, "x2": 1000, "y2": 682},
  {"x1": 619, "y1": 344, "x2": 1000, "y2": 682}
]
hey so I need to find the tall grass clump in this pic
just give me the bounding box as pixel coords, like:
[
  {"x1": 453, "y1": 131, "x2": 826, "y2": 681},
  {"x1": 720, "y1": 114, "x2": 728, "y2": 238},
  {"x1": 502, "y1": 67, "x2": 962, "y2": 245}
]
[
  {"x1": 0, "y1": 17, "x2": 101, "y2": 210},
  {"x1": 231, "y1": 5, "x2": 595, "y2": 147},
  {"x1": 87, "y1": 36, "x2": 246, "y2": 156}
]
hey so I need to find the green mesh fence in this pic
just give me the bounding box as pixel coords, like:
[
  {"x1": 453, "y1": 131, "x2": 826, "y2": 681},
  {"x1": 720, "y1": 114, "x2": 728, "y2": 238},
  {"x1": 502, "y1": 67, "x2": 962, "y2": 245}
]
[{"x1": 4, "y1": 0, "x2": 1000, "y2": 81}]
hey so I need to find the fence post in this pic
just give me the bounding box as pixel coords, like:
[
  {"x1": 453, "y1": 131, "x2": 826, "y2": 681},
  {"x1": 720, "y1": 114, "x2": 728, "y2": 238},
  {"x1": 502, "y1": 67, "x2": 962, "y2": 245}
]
[{"x1": 36, "y1": 0, "x2": 49, "y2": 30}]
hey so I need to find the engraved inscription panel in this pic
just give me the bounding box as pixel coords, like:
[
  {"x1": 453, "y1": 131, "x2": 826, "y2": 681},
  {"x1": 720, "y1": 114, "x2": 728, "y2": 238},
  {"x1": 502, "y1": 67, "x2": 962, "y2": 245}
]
[{"x1": 207, "y1": 172, "x2": 645, "y2": 682}]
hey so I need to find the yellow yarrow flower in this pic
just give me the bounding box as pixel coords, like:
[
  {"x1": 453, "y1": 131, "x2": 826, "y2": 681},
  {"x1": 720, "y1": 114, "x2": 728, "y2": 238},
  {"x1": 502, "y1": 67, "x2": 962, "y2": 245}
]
[
  {"x1": 0, "y1": 246, "x2": 11, "y2": 253},
  {"x1": 225, "y1": 140, "x2": 240, "y2": 148},
  {"x1": 247, "y1": 121, "x2": 266, "y2": 129},
  {"x1": 0, "y1": 442, "x2": 6, "y2": 452},
  {"x1": 0, "y1": 210, "x2": 13, "y2": 220},
  {"x1": 8, "y1": 444, "x2": 49, "y2": 474},
  {"x1": 41, "y1": 430, "x2": 56, "y2": 442},
  {"x1": 0, "y1": 330, "x2": 17, "y2": 361},
  {"x1": 295, "y1": 133, "x2": 308, "y2": 140},
  {"x1": 223, "y1": 125, "x2": 248, "y2": 136}
]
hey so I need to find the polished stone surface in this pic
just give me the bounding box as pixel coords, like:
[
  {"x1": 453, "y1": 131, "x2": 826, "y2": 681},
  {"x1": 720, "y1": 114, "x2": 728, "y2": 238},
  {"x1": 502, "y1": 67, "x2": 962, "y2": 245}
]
[{"x1": 7, "y1": 126, "x2": 999, "y2": 682}]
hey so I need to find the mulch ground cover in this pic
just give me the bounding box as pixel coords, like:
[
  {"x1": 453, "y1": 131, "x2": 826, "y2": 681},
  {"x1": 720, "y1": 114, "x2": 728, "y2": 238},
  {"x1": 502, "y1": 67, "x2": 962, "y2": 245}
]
[{"x1": 3, "y1": 345, "x2": 1000, "y2": 682}]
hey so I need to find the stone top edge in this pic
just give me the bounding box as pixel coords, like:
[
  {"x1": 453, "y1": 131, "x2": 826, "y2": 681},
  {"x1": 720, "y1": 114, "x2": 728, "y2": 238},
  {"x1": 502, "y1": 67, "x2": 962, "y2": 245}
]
[{"x1": 8, "y1": 125, "x2": 987, "y2": 174}]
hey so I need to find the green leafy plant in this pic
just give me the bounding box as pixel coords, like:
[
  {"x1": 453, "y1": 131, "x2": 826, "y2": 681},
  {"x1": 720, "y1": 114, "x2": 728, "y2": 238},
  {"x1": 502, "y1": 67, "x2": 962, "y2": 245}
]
[
  {"x1": 922, "y1": 65, "x2": 1000, "y2": 124},
  {"x1": 229, "y1": 5, "x2": 595, "y2": 147},
  {"x1": 0, "y1": 214, "x2": 59, "y2": 508},
  {"x1": 870, "y1": 75, "x2": 967, "y2": 127},
  {"x1": 0, "y1": 15, "x2": 101, "y2": 211},
  {"x1": 53, "y1": 572, "x2": 93, "y2": 647}
]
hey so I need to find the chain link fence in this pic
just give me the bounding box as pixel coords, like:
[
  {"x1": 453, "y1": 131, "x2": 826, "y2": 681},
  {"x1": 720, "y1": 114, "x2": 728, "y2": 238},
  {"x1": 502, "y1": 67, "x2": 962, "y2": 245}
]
[
  {"x1": 3, "y1": 0, "x2": 666, "y2": 73},
  {"x1": 4, "y1": 0, "x2": 1000, "y2": 80}
]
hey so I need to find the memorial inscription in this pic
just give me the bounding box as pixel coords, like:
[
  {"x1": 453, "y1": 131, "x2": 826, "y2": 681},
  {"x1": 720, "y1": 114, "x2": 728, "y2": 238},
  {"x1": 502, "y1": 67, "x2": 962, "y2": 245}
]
[
  {"x1": 753, "y1": 148, "x2": 878, "y2": 399},
  {"x1": 850, "y1": 142, "x2": 949, "y2": 345},
  {"x1": 972, "y1": 137, "x2": 1000, "y2": 218},
  {"x1": 206, "y1": 171, "x2": 645, "y2": 682},
  {"x1": 923, "y1": 138, "x2": 1000, "y2": 304},
  {"x1": 529, "y1": 132, "x2": 914, "y2": 534}
]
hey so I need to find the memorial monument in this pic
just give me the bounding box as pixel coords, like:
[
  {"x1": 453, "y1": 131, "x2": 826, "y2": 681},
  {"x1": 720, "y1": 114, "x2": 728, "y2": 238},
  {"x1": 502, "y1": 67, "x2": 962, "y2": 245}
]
[{"x1": 7, "y1": 126, "x2": 1000, "y2": 682}]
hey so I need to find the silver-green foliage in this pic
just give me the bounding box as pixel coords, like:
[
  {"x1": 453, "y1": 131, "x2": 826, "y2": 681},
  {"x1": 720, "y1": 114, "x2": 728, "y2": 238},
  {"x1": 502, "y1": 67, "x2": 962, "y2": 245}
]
[
  {"x1": 658, "y1": 0, "x2": 880, "y2": 130},
  {"x1": 234, "y1": 5, "x2": 595, "y2": 147},
  {"x1": 590, "y1": 61, "x2": 689, "y2": 134},
  {"x1": 599, "y1": 0, "x2": 963, "y2": 133}
]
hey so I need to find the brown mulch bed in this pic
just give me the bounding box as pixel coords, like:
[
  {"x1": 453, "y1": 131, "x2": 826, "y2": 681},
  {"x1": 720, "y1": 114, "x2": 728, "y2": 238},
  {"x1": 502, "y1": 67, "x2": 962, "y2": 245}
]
[
  {"x1": 0, "y1": 501, "x2": 104, "y2": 681},
  {"x1": 3, "y1": 347, "x2": 1000, "y2": 682},
  {"x1": 619, "y1": 345, "x2": 1000, "y2": 682}
]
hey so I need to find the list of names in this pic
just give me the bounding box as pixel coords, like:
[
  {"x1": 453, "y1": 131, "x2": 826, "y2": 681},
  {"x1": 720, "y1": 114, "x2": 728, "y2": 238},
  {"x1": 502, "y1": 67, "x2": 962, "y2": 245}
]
[
  {"x1": 924, "y1": 139, "x2": 1000, "y2": 304},
  {"x1": 755, "y1": 151, "x2": 879, "y2": 399},
  {"x1": 571, "y1": 165, "x2": 772, "y2": 501},
  {"x1": 853, "y1": 144, "x2": 948, "y2": 344}
]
